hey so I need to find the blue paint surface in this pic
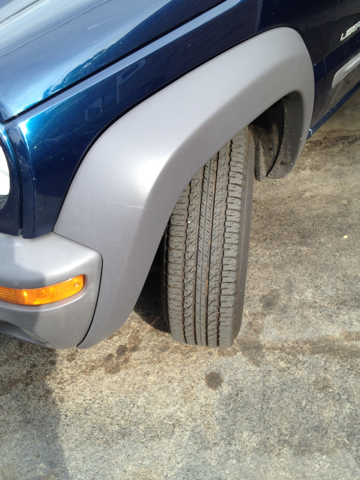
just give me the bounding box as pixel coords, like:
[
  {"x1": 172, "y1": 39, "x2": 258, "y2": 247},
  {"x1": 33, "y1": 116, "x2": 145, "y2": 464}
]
[
  {"x1": 6, "y1": 0, "x2": 258, "y2": 237},
  {"x1": 0, "y1": 0, "x2": 225, "y2": 122},
  {"x1": 1, "y1": 0, "x2": 359, "y2": 237}
]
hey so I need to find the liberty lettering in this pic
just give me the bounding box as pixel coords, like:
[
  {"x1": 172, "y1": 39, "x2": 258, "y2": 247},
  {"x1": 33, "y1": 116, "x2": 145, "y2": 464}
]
[{"x1": 341, "y1": 21, "x2": 360, "y2": 41}]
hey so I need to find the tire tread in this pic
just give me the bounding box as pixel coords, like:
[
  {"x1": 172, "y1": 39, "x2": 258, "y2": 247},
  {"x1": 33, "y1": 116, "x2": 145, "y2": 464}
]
[{"x1": 164, "y1": 128, "x2": 252, "y2": 347}]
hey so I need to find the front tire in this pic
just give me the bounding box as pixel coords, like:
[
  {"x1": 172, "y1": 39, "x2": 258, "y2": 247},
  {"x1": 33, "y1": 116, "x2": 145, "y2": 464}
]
[{"x1": 162, "y1": 127, "x2": 254, "y2": 347}]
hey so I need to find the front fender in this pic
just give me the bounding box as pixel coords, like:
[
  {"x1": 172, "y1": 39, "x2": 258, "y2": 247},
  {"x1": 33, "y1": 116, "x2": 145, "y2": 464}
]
[{"x1": 55, "y1": 27, "x2": 314, "y2": 348}]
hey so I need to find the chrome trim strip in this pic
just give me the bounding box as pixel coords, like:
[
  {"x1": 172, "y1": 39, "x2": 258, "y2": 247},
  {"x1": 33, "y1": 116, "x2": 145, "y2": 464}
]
[{"x1": 332, "y1": 52, "x2": 360, "y2": 87}]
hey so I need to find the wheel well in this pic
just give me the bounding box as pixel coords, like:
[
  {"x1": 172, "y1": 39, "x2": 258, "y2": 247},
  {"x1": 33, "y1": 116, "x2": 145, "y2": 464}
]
[
  {"x1": 250, "y1": 91, "x2": 307, "y2": 181},
  {"x1": 250, "y1": 99, "x2": 284, "y2": 181}
]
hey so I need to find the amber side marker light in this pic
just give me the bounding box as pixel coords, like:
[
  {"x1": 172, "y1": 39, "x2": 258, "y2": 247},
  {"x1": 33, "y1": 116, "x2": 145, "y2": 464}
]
[{"x1": 0, "y1": 275, "x2": 85, "y2": 306}]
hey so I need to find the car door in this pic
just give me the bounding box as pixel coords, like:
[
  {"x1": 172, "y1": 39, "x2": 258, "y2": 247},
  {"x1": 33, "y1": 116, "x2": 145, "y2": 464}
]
[{"x1": 314, "y1": 0, "x2": 360, "y2": 124}]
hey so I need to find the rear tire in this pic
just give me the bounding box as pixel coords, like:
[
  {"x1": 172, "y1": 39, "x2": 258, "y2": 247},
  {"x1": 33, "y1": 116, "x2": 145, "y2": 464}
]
[{"x1": 162, "y1": 127, "x2": 254, "y2": 347}]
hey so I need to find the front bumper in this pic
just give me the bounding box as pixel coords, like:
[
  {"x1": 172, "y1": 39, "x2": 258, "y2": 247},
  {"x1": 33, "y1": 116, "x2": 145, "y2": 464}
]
[{"x1": 0, "y1": 232, "x2": 102, "y2": 348}]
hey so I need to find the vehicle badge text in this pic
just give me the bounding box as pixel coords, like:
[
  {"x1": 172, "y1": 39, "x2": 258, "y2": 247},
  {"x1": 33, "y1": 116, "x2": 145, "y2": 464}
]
[{"x1": 341, "y1": 21, "x2": 360, "y2": 41}]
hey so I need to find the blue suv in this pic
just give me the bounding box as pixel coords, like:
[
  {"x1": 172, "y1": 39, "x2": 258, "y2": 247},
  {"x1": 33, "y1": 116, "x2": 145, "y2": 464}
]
[{"x1": 0, "y1": 0, "x2": 359, "y2": 349}]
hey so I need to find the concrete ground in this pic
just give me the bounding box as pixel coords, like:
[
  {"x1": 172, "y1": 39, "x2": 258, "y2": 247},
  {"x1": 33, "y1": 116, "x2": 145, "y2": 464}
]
[{"x1": 1, "y1": 90, "x2": 360, "y2": 480}]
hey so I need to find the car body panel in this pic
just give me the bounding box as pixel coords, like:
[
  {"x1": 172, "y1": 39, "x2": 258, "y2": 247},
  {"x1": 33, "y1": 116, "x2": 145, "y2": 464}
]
[
  {"x1": 258, "y1": 0, "x2": 337, "y2": 64},
  {"x1": 5, "y1": 0, "x2": 258, "y2": 238},
  {"x1": 0, "y1": 0, "x2": 226, "y2": 122},
  {"x1": 314, "y1": 0, "x2": 360, "y2": 124},
  {"x1": 0, "y1": 0, "x2": 337, "y2": 124},
  {"x1": 4, "y1": 0, "x2": 338, "y2": 239}
]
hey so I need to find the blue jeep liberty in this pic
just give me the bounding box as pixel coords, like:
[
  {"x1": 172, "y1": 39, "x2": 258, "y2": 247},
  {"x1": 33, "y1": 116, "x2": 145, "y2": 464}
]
[{"x1": 0, "y1": 0, "x2": 359, "y2": 349}]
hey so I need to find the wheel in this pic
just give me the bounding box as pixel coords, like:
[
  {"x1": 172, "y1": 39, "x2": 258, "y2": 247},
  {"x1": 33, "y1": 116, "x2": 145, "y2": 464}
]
[{"x1": 162, "y1": 127, "x2": 254, "y2": 347}]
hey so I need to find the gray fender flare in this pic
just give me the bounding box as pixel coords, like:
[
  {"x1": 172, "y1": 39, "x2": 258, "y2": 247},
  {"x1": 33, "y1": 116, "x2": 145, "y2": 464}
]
[{"x1": 55, "y1": 27, "x2": 314, "y2": 348}]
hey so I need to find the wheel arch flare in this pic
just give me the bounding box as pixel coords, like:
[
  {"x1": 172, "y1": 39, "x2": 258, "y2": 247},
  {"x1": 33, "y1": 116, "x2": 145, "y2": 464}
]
[{"x1": 55, "y1": 27, "x2": 314, "y2": 348}]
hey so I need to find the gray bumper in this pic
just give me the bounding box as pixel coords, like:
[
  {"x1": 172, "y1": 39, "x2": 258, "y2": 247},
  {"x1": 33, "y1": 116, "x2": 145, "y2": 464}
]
[{"x1": 0, "y1": 232, "x2": 102, "y2": 349}]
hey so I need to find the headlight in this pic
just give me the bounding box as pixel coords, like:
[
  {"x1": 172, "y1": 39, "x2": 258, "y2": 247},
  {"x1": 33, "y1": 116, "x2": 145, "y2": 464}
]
[{"x1": 0, "y1": 147, "x2": 10, "y2": 210}]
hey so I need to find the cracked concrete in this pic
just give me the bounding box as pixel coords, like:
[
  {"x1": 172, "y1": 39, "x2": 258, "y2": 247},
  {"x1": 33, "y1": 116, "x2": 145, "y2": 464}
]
[{"x1": 1, "y1": 90, "x2": 360, "y2": 479}]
